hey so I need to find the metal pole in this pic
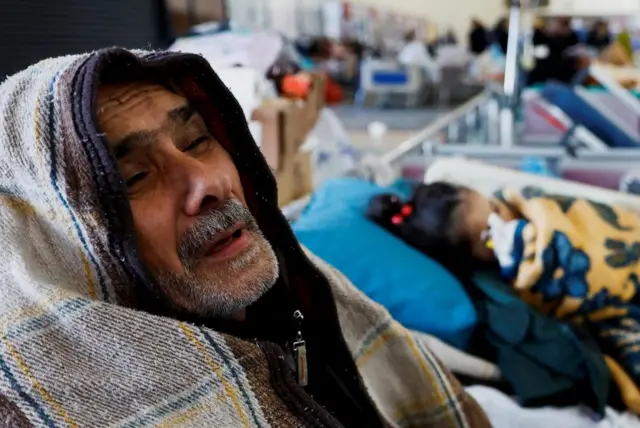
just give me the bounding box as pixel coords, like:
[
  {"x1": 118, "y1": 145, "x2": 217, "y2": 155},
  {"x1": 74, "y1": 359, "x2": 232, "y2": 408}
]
[
  {"x1": 500, "y1": 0, "x2": 521, "y2": 148},
  {"x1": 503, "y1": 1, "x2": 521, "y2": 99},
  {"x1": 487, "y1": 98, "x2": 500, "y2": 144}
]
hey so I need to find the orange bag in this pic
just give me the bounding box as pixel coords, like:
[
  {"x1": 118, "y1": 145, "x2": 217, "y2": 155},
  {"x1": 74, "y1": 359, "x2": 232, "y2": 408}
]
[
  {"x1": 324, "y1": 78, "x2": 343, "y2": 105},
  {"x1": 281, "y1": 74, "x2": 312, "y2": 99}
]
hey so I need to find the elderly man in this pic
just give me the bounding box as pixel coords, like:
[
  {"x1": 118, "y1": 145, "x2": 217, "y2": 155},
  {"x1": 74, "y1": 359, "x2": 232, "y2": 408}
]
[{"x1": 0, "y1": 49, "x2": 489, "y2": 427}]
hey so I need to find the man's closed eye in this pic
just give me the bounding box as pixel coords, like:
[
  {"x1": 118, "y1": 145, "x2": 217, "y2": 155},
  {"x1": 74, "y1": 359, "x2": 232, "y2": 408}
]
[
  {"x1": 126, "y1": 171, "x2": 148, "y2": 188},
  {"x1": 184, "y1": 136, "x2": 211, "y2": 153}
]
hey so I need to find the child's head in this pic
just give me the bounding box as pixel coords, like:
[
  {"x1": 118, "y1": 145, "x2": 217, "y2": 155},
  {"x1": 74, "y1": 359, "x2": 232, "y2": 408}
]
[{"x1": 367, "y1": 182, "x2": 500, "y2": 267}]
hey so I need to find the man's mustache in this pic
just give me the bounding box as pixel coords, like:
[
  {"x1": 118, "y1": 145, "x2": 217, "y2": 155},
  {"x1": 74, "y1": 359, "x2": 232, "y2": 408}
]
[{"x1": 178, "y1": 199, "x2": 257, "y2": 264}]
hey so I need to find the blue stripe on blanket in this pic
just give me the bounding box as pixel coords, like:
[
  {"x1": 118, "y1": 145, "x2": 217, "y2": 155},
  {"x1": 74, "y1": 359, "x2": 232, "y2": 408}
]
[
  {"x1": 353, "y1": 317, "x2": 394, "y2": 361},
  {"x1": 414, "y1": 338, "x2": 465, "y2": 427},
  {"x1": 46, "y1": 73, "x2": 108, "y2": 301},
  {"x1": 200, "y1": 328, "x2": 264, "y2": 428},
  {"x1": 4, "y1": 298, "x2": 90, "y2": 340},
  {"x1": 121, "y1": 378, "x2": 221, "y2": 428},
  {"x1": 0, "y1": 355, "x2": 56, "y2": 427}
]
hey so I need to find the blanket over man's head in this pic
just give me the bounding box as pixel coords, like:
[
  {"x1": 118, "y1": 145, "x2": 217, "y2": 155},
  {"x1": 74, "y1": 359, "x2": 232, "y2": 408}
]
[
  {"x1": 0, "y1": 48, "x2": 490, "y2": 428},
  {"x1": 0, "y1": 48, "x2": 338, "y2": 427}
]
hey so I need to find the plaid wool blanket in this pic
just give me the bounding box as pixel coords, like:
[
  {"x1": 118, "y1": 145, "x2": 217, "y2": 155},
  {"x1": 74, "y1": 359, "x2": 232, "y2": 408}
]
[{"x1": 0, "y1": 49, "x2": 489, "y2": 427}]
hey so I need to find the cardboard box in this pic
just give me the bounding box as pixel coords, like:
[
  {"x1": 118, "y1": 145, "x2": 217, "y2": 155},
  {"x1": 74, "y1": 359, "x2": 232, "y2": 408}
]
[
  {"x1": 251, "y1": 73, "x2": 326, "y2": 205},
  {"x1": 251, "y1": 98, "x2": 290, "y2": 171},
  {"x1": 252, "y1": 74, "x2": 325, "y2": 166},
  {"x1": 276, "y1": 152, "x2": 313, "y2": 206}
]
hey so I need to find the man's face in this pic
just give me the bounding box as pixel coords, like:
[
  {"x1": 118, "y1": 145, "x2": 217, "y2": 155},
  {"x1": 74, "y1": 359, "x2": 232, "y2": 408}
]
[{"x1": 96, "y1": 82, "x2": 278, "y2": 318}]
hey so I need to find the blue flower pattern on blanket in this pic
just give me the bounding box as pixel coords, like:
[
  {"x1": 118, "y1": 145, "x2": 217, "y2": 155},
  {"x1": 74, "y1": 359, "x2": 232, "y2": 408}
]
[
  {"x1": 508, "y1": 186, "x2": 630, "y2": 229},
  {"x1": 534, "y1": 231, "x2": 591, "y2": 303},
  {"x1": 605, "y1": 239, "x2": 640, "y2": 269},
  {"x1": 496, "y1": 185, "x2": 640, "y2": 397},
  {"x1": 578, "y1": 286, "x2": 636, "y2": 317}
]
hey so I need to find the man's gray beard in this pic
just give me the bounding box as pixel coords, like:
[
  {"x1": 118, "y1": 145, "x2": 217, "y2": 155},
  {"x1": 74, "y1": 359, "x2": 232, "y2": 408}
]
[{"x1": 154, "y1": 199, "x2": 279, "y2": 318}]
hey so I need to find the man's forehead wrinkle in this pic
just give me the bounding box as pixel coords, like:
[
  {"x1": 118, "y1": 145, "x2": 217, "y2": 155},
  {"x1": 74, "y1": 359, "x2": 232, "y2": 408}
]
[
  {"x1": 98, "y1": 96, "x2": 159, "y2": 127},
  {"x1": 101, "y1": 82, "x2": 166, "y2": 104},
  {"x1": 96, "y1": 83, "x2": 168, "y2": 125}
]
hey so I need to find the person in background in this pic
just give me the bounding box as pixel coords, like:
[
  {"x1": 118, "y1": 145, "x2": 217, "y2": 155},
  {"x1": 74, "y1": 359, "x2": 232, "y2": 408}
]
[
  {"x1": 307, "y1": 37, "x2": 332, "y2": 65},
  {"x1": 555, "y1": 17, "x2": 580, "y2": 51},
  {"x1": 469, "y1": 19, "x2": 489, "y2": 55},
  {"x1": 442, "y1": 28, "x2": 459, "y2": 45},
  {"x1": 427, "y1": 39, "x2": 439, "y2": 58},
  {"x1": 551, "y1": 17, "x2": 580, "y2": 81},
  {"x1": 493, "y1": 17, "x2": 510, "y2": 55},
  {"x1": 527, "y1": 17, "x2": 550, "y2": 85},
  {"x1": 398, "y1": 30, "x2": 440, "y2": 83},
  {"x1": 342, "y1": 38, "x2": 365, "y2": 97},
  {"x1": 615, "y1": 29, "x2": 634, "y2": 62},
  {"x1": 586, "y1": 20, "x2": 612, "y2": 52},
  {"x1": 527, "y1": 17, "x2": 580, "y2": 85}
]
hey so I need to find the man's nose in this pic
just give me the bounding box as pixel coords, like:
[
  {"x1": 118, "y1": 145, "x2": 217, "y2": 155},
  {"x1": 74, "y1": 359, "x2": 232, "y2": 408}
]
[{"x1": 175, "y1": 156, "x2": 232, "y2": 216}]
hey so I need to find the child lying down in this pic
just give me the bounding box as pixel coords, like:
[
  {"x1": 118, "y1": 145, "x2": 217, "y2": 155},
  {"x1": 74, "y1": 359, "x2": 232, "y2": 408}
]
[{"x1": 368, "y1": 182, "x2": 640, "y2": 410}]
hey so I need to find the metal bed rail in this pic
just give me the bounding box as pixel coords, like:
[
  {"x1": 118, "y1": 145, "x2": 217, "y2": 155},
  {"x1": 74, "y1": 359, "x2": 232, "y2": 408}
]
[
  {"x1": 379, "y1": 90, "x2": 495, "y2": 166},
  {"x1": 521, "y1": 90, "x2": 609, "y2": 151},
  {"x1": 378, "y1": 86, "x2": 640, "y2": 176},
  {"x1": 281, "y1": 93, "x2": 495, "y2": 220},
  {"x1": 282, "y1": 83, "x2": 640, "y2": 220},
  {"x1": 589, "y1": 64, "x2": 640, "y2": 119},
  {"x1": 417, "y1": 144, "x2": 640, "y2": 167}
]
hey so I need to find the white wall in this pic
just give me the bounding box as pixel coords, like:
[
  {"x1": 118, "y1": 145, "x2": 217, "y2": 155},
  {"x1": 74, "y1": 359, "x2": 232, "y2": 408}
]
[
  {"x1": 226, "y1": 0, "x2": 507, "y2": 41},
  {"x1": 347, "y1": 0, "x2": 506, "y2": 42},
  {"x1": 542, "y1": 0, "x2": 640, "y2": 16},
  {"x1": 227, "y1": 0, "x2": 325, "y2": 37}
]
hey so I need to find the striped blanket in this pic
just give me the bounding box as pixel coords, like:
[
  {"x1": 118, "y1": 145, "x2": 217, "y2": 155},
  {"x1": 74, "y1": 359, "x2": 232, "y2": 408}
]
[{"x1": 0, "y1": 49, "x2": 490, "y2": 427}]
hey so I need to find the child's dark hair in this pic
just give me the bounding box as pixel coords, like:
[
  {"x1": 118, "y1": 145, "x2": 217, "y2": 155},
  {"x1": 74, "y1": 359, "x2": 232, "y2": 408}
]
[{"x1": 367, "y1": 182, "x2": 475, "y2": 274}]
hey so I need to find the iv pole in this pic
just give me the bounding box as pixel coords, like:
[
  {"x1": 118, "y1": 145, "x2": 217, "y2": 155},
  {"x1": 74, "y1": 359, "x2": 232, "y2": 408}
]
[
  {"x1": 500, "y1": 0, "x2": 540, "y2": 148},
  {"x1": 500, "y1": 0, "x2": 522, "y2": 148}
]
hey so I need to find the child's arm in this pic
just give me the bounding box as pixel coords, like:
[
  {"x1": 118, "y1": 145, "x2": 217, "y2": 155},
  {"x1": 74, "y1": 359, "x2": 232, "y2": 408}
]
[{"x1": 486, "y1": 213, "x2": 529, "y2": 281}]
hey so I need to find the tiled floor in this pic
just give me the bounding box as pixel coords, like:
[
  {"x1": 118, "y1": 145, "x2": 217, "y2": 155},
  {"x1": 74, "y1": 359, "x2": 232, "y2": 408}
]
[
  {"x1": 347, "y1": 130, "x2": 417, "y2": 151},
  {"x1": 330, "y1": 105, "x2": 449, "y2": 132},
  {"x1": 330, "y1": 105, "x2": 449, "y2": 152}
]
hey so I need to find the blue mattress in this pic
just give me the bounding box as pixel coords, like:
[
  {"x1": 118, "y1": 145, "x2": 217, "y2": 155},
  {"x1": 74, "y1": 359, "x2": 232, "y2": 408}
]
[{"x1": 540, "y1": 83, "x2": 640, "y2": 148}]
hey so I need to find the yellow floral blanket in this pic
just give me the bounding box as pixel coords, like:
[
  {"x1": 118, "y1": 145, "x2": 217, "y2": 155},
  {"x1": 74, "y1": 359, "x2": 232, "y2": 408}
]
[{"x1": 495, "y1": 186, "x2": 640, "y2": 413}]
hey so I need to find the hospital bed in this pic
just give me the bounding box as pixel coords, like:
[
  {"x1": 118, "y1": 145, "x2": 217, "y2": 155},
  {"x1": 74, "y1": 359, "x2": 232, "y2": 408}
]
[
  {"x1": 355, "y1": 60, "x2": 425, "y2": 108},
  {"x1": 523, "y1": 88, "x2": 619, "y2": 150},
  {"x1": 492, "y1": 0, "x2": 640, "y2": 152},
  {"x1": 368, "y1": 90, "x2": 640, "y2": 189},
  {"x1": 521, "y1": 65, "x2": 640, "y2": 149},
  {"x1": 282, "y1": 145, "x2": 640, "y2": 221},
  {"x1": 356, "y1": 57, "x2": 479, "y2": 108},
  {"x1": 425, "y1": 157, "x2": 640, "y2": 212},
  {"x1": 282, "y1": 71, "x2": 640, "y2": 219}
]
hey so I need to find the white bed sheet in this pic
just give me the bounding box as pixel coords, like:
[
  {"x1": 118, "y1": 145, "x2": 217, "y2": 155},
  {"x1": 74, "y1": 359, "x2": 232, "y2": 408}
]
[
  {"x1": 468, "y1": 385, "x2": 640, "y2": 428},
  {"x1": 425, "y1": 158, "x2": 640, "y2": 212}
]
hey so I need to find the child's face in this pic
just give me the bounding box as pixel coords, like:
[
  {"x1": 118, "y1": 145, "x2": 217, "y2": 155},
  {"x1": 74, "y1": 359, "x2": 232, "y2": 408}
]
[{"x1": 458, "y1": 190, "x2": 504, "y2": 262}]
